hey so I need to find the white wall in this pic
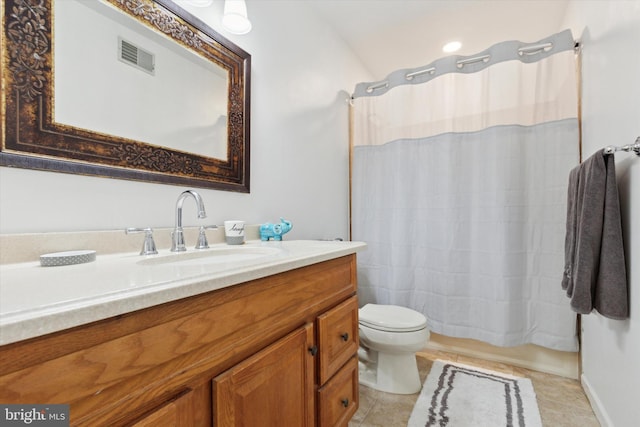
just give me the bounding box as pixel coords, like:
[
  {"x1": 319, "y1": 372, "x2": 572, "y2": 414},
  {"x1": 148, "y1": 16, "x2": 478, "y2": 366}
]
[
  {"x1": 0, "y1": 1, "x2": 370, "y2": 241},
  {"x1": 563, "y1": 1, "x2": 640, "y2": 426}
]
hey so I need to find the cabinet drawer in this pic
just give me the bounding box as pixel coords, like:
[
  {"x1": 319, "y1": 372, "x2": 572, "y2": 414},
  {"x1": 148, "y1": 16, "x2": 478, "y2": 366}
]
[
  {"x1": 317, "y1": 296, "x2": 358, "y2": 384},
  {"x1": 317, "y1": 356, "x2": 358, "y2": 427}
]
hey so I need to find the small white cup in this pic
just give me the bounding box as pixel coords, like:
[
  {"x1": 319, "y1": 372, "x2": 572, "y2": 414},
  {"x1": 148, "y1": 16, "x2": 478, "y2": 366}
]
[{"x1": 224, "y1": 220, "x2": 245, "y2": 245}]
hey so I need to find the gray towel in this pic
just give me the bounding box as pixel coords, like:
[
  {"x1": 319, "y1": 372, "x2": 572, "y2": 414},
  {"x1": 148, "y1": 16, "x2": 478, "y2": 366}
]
[{"x1": 562, "y1": 149, "x2": 628, "y2": 319}]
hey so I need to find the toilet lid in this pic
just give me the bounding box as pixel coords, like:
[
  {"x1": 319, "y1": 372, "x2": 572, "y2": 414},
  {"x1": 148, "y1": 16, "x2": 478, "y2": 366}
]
[{"x1": 359, "y1": 304, "x2": 427, "y2": 332}]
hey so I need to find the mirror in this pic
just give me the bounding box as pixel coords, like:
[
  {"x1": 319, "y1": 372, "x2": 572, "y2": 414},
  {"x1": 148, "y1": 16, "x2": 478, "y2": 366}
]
[{"x1": 1, "y1": 0, "x2": 251, "y2": 192}]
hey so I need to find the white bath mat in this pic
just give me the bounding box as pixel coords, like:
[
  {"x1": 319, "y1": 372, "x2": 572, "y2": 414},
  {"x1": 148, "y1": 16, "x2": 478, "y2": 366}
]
[{"x1": 408, "y1": 360, "x2": 542, "y2": 427}]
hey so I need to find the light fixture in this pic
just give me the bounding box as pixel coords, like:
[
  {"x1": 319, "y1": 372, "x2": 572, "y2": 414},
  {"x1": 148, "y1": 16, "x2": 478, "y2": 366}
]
[
  {"x1": 184, "y1": 0, "x2": 213, "y2": 6},
  {"x1": 442, "y1": 41, "x2": 462, "y2": 53},
  {"x1": 222, "y1": 0, "x2": 252, "y2": 35}
]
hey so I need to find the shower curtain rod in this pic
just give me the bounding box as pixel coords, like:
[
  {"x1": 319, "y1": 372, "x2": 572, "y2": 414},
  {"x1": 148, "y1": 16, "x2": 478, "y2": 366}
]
[{"x1": 604, "y1": 137, "x2": 640, "y2": 156}]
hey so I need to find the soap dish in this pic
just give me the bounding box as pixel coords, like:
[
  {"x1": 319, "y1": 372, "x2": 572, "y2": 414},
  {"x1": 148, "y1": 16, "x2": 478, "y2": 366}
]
[{"x1": 40, "y1": 250, "x2": 96, "y2": 267}]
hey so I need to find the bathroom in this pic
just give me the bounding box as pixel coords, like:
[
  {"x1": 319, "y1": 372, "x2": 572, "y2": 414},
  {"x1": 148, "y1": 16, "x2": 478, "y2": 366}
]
[{"x1": 0, "y1": 0, "x2": 638, "y2": 426}]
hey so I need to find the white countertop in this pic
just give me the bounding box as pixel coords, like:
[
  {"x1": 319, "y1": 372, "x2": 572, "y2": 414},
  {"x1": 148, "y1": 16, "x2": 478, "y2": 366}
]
[{"x1": 0, "y1": 240, "x2": 366, "y2": 346}]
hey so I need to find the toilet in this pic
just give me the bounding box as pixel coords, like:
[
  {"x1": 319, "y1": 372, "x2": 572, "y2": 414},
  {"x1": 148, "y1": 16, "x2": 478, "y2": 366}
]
[{"x1": 358, "y1": 303, "x2": 429, "y2": 394}]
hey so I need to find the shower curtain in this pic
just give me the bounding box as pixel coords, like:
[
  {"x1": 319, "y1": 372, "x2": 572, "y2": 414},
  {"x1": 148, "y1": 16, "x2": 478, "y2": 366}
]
[{"x1": 351, "y1": 30, "x2": 579, "y2": 352}]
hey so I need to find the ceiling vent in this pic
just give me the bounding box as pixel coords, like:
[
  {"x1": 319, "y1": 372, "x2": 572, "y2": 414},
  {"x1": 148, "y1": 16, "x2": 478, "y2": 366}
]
[{"x1": 118, "y1": 37, "x2": 155, "y2": 75}]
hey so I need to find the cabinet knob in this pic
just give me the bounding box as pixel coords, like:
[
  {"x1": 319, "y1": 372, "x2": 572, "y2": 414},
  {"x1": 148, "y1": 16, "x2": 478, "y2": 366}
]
[
  {"x1": 340, "y1": 332, "x2": 349, "y2": 342},
  {"x1": 341, "y1": 398, "x2": 349, "y2": 408},
  {"x1": 308, "y1": 346, "x2": 318, "y2": 356}
]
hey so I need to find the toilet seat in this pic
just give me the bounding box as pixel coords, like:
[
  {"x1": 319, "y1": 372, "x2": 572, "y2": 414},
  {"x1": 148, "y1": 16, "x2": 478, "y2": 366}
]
[{"x1": 359, "y1": 304, "x2": 427, "y2": 332}]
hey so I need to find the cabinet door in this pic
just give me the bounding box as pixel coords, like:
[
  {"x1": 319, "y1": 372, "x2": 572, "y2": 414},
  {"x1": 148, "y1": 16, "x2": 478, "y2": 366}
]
[
  {"x1": 131, "y1": 384, "x2": 210, "y2": 427},
  {"x1": 316, "y1": 297, "x2": 359, "y2": 384},
  {"x1": 213, "y1": 324, "x2": 315, "y2": 427}
]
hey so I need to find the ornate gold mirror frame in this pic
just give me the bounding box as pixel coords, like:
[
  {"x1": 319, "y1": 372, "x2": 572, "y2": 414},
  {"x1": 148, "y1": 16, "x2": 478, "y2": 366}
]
[{"x1": 1, "y1": 0, "x2": 251, "y2": 192}]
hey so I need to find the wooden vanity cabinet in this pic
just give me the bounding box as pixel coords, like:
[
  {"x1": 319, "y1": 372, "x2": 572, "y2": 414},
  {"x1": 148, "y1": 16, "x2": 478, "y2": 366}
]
[{"x1": 0, "y1": 255, "x2": 359, "y2": 427}]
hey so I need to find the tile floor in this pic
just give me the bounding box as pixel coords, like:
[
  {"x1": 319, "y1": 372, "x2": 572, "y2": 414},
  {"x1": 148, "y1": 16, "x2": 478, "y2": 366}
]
[{"x1": 349, "y1": 348, "x2": 600, "y2": 427}]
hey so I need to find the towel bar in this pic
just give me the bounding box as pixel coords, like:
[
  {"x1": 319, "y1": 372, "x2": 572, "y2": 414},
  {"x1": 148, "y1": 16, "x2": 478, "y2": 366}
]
[{"x1": 603, "y1": 138, "x2": 640, "y2": 156}]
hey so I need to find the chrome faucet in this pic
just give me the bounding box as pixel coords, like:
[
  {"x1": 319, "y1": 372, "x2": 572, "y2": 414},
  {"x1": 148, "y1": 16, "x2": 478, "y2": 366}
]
[{"x1": 171, "y1": 190, "x2": 207, "y2": 252}]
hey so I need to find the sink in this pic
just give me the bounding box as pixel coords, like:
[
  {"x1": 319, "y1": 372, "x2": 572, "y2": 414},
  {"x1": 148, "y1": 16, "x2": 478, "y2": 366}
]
[{"x1": 137, "y1": 245, "x2": 282, "y2": 267}]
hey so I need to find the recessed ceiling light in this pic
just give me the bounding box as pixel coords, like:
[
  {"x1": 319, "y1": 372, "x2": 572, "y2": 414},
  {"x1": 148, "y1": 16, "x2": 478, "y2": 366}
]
[{"x1": 443, "y1": 41, "x2": 462, "y2": 53}]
